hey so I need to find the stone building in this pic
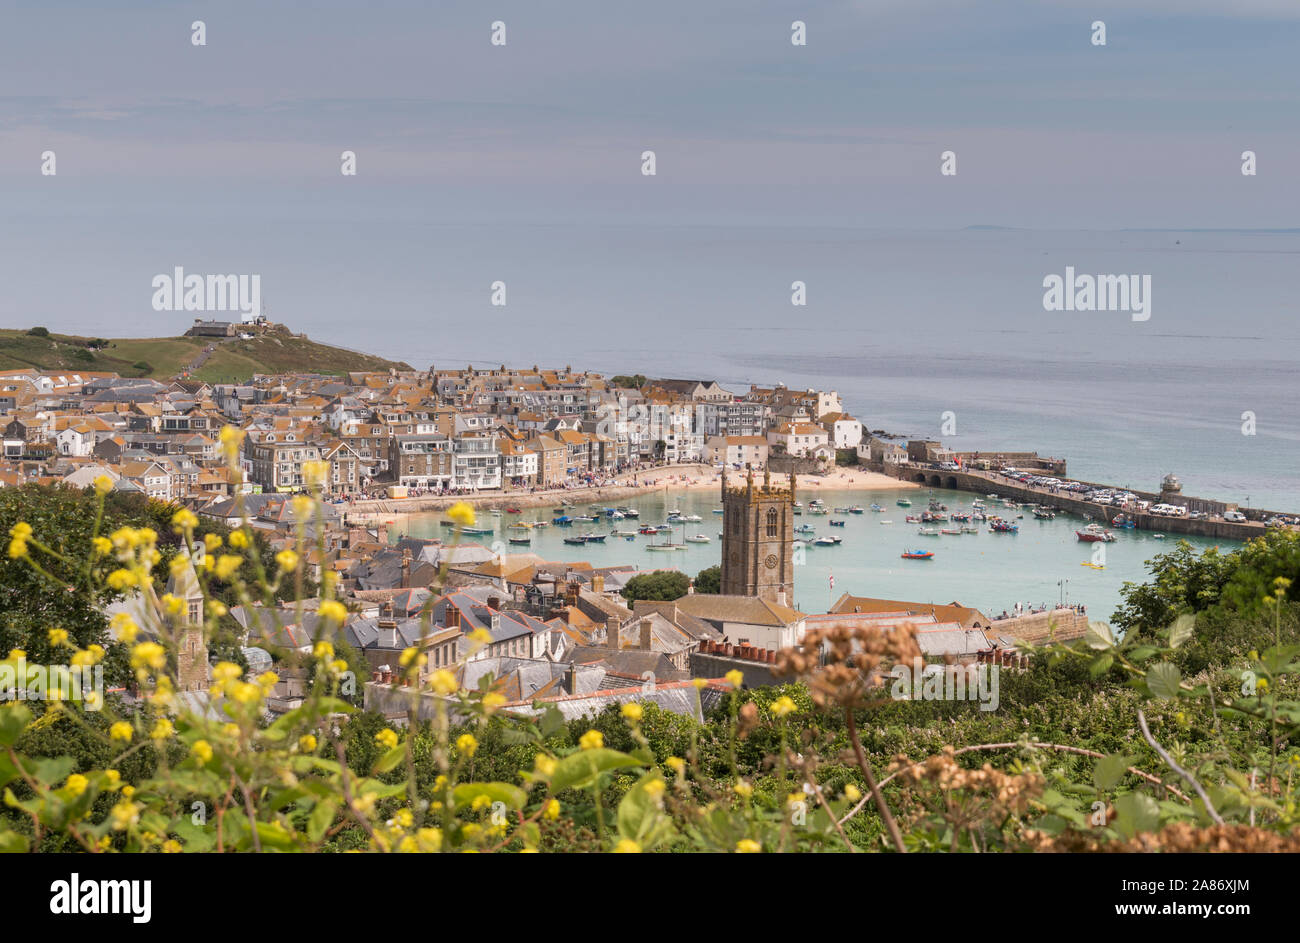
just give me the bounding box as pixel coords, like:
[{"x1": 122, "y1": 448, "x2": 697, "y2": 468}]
[{"x1": 719, "y1": 465, "x2": 795, "y2": 602}]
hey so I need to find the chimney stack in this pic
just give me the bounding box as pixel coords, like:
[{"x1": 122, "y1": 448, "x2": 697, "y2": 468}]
[
  {"x1": 445, "y1": 604, "x2": 460, "y2": 629},
  {"x1": 639, "y1": 618, "x2": 653, "y2": 652},
  {"x1": 606, "y1": 617, "x2": 620, "y2": 649}
]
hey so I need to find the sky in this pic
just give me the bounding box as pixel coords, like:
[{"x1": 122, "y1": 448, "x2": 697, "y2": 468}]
[{"x1": 0, "y1": 0, "x2": 1298, "y2": 351}]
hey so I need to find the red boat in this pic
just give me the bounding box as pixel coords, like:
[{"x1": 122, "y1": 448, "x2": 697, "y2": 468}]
[
  {"x1": 901, "y1": 550, "x2": 934, "y2": 560},
  {"x1": 506, "y1": 507, "x2": 522, "y2": 514},
  {"x1": 1076, "y1": 524, "x2": 1116, "y2": 543}
]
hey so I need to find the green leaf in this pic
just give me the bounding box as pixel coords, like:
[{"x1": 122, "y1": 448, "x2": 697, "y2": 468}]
[
  {"x1": 373, "y1": 744, "x2": 406, "y2": 774},
  {"x1": 1168, "y1": 614, "x2": 1195, "y2": 649},
  {"x1": 1088, "y1": 653, "x2": 1114, "y2": 678},
  {"x1": 174, "y1": 817, "x2": 215, "y2": 853},
  {"x1": 0, "y1": 826, "x2": 29, "y2": 853},
  {"x1": 0, "y1": 705, "x2": 32, "y2": 747},
  {"x1": 1085, "y1": 621, "x2": 1115, "y2": 651},
  {"x1": 1147, "y1": 662, "x2": 1183, "y2": 700},
  {"x1": 616, "y1": 773, "x2": 674, "y2": 850},
  {"x1": 453, "y1": 782, "x2": 527, "y2": 812},
  {"x1": 550, "y1": 748, "x2": 645, "y2": 794},
  {"x1": 308, "y1": 799, "x2": 337, "y2": 843},
  {"x1": 1092, "y1": 753, "x2": 1134, "y2": 792},
  {"x1": 1112, "y1": 792, "x2": 1160, "y2": 839}
]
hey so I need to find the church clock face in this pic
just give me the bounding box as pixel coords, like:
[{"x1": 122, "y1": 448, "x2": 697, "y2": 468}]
[{"x1": 764, "y1": 553, "x2": 778, "y2": 570}]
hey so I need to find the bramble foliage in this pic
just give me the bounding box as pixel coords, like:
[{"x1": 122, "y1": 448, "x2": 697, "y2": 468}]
[{"x1": 1, "y1": 443, "x2": 1298, "y2": 853}]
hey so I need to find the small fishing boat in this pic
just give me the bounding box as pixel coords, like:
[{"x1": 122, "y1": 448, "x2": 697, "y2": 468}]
[
  {"x1": 989, "y1": 520, "x2": 1019, "y2": 533},
  {"x1": 1152, "y1": 533, "x2": 1166, "y2": 540},
  {"x1": 795, "y1": 524, "x2": 817, "y2": 535},
  {"x1": 683, "y1": 514, "x2": 702, "y2": 523},
  {"x1": 961, "y1": 525, "x2": 979, "y2": 534},
  {"x1": 879, "y1": 520, "x2": 894, "y2": 525},
  {"x1": 608, "y1": 510, "x2": 625, "y2": 520},
  {"x1": 462, "y1": 526, "x2": 495, "y2": 536},
  {"x1": 552, "y1": 515, "x2": 573, "y2": 526},
  {"x1": 619, "y1": 508, "x2": 639, "y2": 519},
  {"x1": 901, "y1": 550, "x2": 933, "y2": 560},
  {"x1": 1033, "y1": 508, "x2": 1056, "y2": 520},
  {"x1": 646, "y1": 543, "x2": 687, "y2": 552},
  {"x1": 870, "y1": 504, "x2": 884, "y2": 512},
  {"x1": 809, "y1": 506, "x2": 829, "y2": 515},
  {"x1": 508, "y1": 536, "x2": 532, "y2": 546},
  {"x1": 712, "y1": 508, "x2": 724, "y2": 514},
  {"x1": 572, "y1": 515, "x2": 597, "y2": 523},
  {"x1": 584, "y1": 534, "x2": 606, "y2": 543},
  {"x1": 506, "y1": 507, "x2": 522, "y2": 514},
  {"x1": 490, "y1": 509, "x2": 503, "y2": 517},
  {"x1": 1076, "y1": 524, "x2": 1116, "y2": 543},
  {"x1": 638, "y1": 526, "x2": 659, "y2": 535},
  {"x1": 685, "y1": 534, "x2": 711, "y2": 544},
  {"x1": 917, "y1": 527, "x2": 940, "y2": 536},
  {"x1": 905, "y1": 515, "x2": 922, "y2": 523},
  {"x1": 1080, "y1": 561, "x2": 1105, "y2": 570},
  {"x1": 834, "y1": 507, "x2": 851, "y2": 514},
  {"x1": 611, "y1": 528, "x2": 639, "y2": 537},
  {"x1": 812, "y1": 536, "x2": 839, "y2": 546},
  {"x1": 848, "y1": 505, "x2": 865, "y2": 514},
  {"x1": 940, "y1": 527, "x2": 962, "y2": 535},
  {"x1": 563, "y1": 536, "x2": 587, "y2": 546},
  {"x1": 829, "y1": 519, "x2": 846, "y2": 527},
  {"x1": 896, "y1": 498, "x2": 913, "y2": 507}
]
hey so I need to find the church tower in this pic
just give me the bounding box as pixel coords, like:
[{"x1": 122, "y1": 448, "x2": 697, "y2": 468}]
[
  {"x1": 168, "y1": 545, "x2": 210, "y2": 693},
  {"x1": 720, "y1": 465, "x2": 795, "y2": 602}
]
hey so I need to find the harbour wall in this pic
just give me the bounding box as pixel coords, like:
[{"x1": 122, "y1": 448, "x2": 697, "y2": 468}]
[{"x1": 875, "y1": 464, "x2": 1268, "y2": 542}]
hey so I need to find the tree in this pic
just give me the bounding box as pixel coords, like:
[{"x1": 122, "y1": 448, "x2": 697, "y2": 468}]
[
  {"x1": 694, "y1": 565, "x2": 721, "y2": 595},
  {"x1": 26, "y1": 327, "x2": 49, "y2": 338},
  {"x1": 621, "y1": 571, "x2": 690, "y2": 603}
]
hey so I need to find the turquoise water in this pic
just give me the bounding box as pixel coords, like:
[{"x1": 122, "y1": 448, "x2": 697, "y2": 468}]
[{"x1": 398, "y1": 486, "x2": 1238, "y2": 623}]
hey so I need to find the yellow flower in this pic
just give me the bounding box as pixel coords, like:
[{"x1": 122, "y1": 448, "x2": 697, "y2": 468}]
[
  {"x1": 620, "y1": 702, "x2": 643, "y2": 723},
  {"x1": 303, "y1": 460, "x2": 329, "y2": 489},
  {"x1": 298, "y1": 734, "x2": 318, "y2": 752},
  {"x1": 447, "y1": 501, "x2": 476, "y2": 528},
  {"x1": 644, "y1": 779, "x2": 666, "y2": 799},
  {"x1": 691, "y1": 677, "x2": 708, "y2": 690},
  {"x1": 171, "y1": 509, "x2": 199, "y2": 533},
  {"x1": 130, "y1": 642, "x2": 167, "y2": 672},
  {"x1": 543, "y1": 799, "x2": 560, "y2": 820},
  {"x1": 313, "y1": 640, "x2": 335, "y2": 660},
  {"x1": 110, "y1": 800, "x2": 140, "y2": 831},
  {"x1": 534, "y1": 754, "x2": 557, "y2": 777},
  {"x1": 843, "y1": 784, "x2": 862, "y2": 803},
  {"x1": 160, "y1": 593, "x2": 184, "y2": 616},
  {"x1": 162, "y1": 839, "x2": 182, "y2": 853},
  {"x1": 7, "y1": 536, "x2": 27, "y2": 559},
  {"x1": 212, "y1": 661, "x2": 242, "y2": 683},
  {"x1": 318, "y1": 600, "x2": 347, "y2": 624},
  {"x1": 613, "y1": 839, "x2": 641, "y2": 853},
  {"x1": 1257, "y1": 677, "x2": 1270, "y2": 693},
  {"x1": 666, "y1": 756, "x2": 685, "y2": 774},
  {"x1": 275, "y1": 549, "x2": 299, "y2": 572},
  {"x1": 226, "y1": 681, "x2": 262, "y2": 704},
  {"x1": 770, "y1": 695, "x2": 796, "y2": 718},
  {"x1": 376, "y1": 728, "x2": 399, "y2": 750},
  {"x1": 213, "y1": 554, "x2": 243, "y2": 581},
  {"x1": 109, "y1": 721, "x2": 133, "y2": 742},
  {"x1": 482, "y1": 692, "x2": 507, "y2": 711},
  {"x1": 106, "y1": 569, "x2": 138, "y2": 591},
  {"x1": 736, "y1": 839, "x2": 761, "y2": 853},
  {"x1": 221, "y1": 723, "x2": 241, "y2": 739},
  {"x1": 93, "y1": 474, "x2": 114, "y2": 496},
  {"x1": 725, "y1": 669, "x2": 744, "y2": 689},
  {"x1": 92, "y1": 536, "x2": 112, "y2": 556},
  {"x1": 104, "y1": 769, "x2": 120, "y2": 787},
  {"x1": 399, "y1": 646, "x2": 421, "y2": 668},
  {"x1": 64, "y1": 774, "x2": 89, "y2": 797},
  {"x1": 733, "y1": 780, "x2": 753, "y2": 798},
  {"x1": 430, "y1": 669, "x2": 458, "y2": 696},
  {"x1": 578, "y1": 729, "x2": 603, "y2": 751},
  {"x1": 204, "y1": 532, "x2": 223, "y2": 552},
  {"x1": 47, "y1": 627, "x2": 69, "y2": 646},
  {"x1": 191, "y1": 740, "x2": 213, "y2": 764},
  {"x1": 292, "y1": 495, "x2": 314, "y2": 521},
  {"x1": 456, "y1": 733, "x2": 478, "y2": 757},
  {"x1": 468, "y1": 627, "x2": 492, "y2": 645},
  {"x1": 150, "y1": 718, "x2": 174, "y2": 740},
  {"x1": 416, "y1": 827, "x2": 443, "y2": 852},
  {"x1": 256, "y1": 670, "x2": 279, "y2": 691},
  {"x1": 206, "y1": 600, "x2": 225, "y2": 620},
  {"x1": 228, "y1": 530, "x2": 249, "y2": 549}
]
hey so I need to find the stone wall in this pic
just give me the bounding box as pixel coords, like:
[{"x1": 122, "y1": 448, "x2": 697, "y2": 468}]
[{"x1": 987, "y1": 608, "x2": 1090, "y2": 645}]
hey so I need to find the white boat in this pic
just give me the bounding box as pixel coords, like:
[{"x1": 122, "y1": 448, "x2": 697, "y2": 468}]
[
  {"x1": 683, "y1": 514, "x2": 702, "y2": 522},
  {"x1": 685, "y1": 534, "x2": 710, "y2": 544},
  {"x1": 917, "y1": 527, "x2": 940, "y2": 536}
]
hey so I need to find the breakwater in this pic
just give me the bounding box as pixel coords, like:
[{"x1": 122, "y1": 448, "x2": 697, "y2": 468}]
[{"x1": 876, "y1": 464, "x2": 1270, "y2": 541}]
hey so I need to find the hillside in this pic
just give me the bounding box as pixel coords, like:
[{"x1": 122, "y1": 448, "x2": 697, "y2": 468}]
[{"x1": 0, "y1": 326, "x2": 412, "y2": 382}]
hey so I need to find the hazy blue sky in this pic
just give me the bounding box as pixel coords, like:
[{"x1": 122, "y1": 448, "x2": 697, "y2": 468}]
[{"x1": 1, "y1": 0, "x2": 1298, "y2": 351}]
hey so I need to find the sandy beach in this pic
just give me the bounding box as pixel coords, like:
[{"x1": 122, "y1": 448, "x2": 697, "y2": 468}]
[{"x1": 340, "y1": 464, "x2": 917, "y2": 523}]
